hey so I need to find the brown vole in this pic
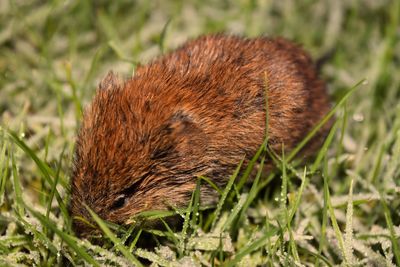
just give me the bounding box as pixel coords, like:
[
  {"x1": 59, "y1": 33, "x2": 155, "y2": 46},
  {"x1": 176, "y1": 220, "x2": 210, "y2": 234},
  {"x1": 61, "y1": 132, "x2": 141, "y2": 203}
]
[{"x1": 70, "y1": 34, "x2": 332, "y2": 237}]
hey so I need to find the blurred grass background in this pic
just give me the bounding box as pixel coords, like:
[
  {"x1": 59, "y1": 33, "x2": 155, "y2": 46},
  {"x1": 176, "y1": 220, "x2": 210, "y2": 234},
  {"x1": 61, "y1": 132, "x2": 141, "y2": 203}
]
[{"x1": 0, "y1": 0, "x2": 399, "y2": 266}]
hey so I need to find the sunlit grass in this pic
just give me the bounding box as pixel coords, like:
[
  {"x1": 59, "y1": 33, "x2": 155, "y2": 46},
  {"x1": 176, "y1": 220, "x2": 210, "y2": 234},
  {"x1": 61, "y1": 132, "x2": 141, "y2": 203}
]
[{"x1": 1, "y1": 0, "x2": 399, "y2": 266}]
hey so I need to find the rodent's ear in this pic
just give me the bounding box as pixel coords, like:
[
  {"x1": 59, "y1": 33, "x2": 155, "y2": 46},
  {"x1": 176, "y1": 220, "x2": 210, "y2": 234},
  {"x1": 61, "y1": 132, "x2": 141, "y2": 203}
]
[
  {"x1": 98, "y1": 71, "x2": 122, "y2": 91},
  {"x1": 151, "y1": 111, "x2": 206, "y2": 160}
]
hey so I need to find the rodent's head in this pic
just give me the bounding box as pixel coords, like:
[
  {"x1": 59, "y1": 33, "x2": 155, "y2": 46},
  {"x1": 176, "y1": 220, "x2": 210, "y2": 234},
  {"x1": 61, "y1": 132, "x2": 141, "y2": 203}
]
[{"x1": 70, "y1": 72, "x2": 213, "y2": 237}]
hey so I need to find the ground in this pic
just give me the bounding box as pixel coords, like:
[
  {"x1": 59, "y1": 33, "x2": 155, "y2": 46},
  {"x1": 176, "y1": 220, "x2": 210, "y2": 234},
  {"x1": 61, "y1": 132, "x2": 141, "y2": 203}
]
[{"x1": 0, "y1": 0, "x2": 399, "y2": 266}]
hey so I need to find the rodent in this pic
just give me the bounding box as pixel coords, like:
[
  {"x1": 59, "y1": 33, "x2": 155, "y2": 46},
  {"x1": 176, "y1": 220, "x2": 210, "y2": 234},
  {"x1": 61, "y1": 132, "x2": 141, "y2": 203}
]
[{"x1": 69, "y1": 34, "x2": 332, "y2": 237}]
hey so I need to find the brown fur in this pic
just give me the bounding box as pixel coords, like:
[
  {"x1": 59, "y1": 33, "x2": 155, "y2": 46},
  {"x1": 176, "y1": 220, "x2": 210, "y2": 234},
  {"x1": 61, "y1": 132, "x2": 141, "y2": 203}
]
[{"x1": 70, "y1": 34, "x2": 332, "y2": 237}]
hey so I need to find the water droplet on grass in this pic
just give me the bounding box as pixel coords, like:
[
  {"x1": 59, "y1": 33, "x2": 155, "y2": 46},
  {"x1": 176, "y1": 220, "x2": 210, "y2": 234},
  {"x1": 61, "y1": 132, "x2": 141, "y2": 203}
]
[{"x1": 353, "y1": 113, "x2": 364, "y2": 122}]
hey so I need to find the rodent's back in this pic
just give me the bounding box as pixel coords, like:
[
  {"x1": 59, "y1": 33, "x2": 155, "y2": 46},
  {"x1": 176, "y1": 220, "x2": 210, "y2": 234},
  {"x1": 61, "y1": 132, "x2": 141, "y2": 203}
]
[
  {"x1": 70, "y1": 34, "x2": 331, "y2": 236},
  {"x1": 133, "y1": 34, "x2": 330, "y2": 157}
]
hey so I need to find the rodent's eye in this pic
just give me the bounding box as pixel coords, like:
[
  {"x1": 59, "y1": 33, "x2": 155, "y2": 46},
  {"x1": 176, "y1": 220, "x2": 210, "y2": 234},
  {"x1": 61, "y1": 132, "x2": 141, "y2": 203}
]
[
  {"x1": 110, "y1": 194, "x2": 127, "y2": 210},
  {"x1": 110, "y1": 180, "x2": 141, "y2": 210}
]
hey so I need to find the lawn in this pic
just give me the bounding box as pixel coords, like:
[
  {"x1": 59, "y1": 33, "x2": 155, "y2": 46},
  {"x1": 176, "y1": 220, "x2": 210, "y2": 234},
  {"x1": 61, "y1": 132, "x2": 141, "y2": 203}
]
[{"x1": 0, "y1": 0, "x2": 399, "y2": 266}]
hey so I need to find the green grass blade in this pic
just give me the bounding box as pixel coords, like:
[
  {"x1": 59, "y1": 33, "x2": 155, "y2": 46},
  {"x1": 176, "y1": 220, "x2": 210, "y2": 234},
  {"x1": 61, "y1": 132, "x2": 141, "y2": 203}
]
[
  {"x1": 7, "y1": 130, "x2": 55, "y2": 178},
  {"x1": 344, "y1": 179, "x2": 355, "y2": 264},
  {"x1": 108, "y1": 40, "x2": 137, "y2": 64},
  {"x1": 134, "y1": 209, "x2": 177, "y2": 222},
  {"x1": 315, "y1": 152, "x2": 330, "y2": 267},
  {"x1": 160, "y1": 218, "x2": 181, "y2": 249},
  {"x1": 130, "y1": 229, "x2": 143, "y2": 253},
  {"x1": 288, "y1": 79, "x2": 365, "y2": 162},
  {"x1": 6, "y1": 130, "x2": 69, "y2": 220},
  {"x1": 83, "y1": 46, "x2": 107, "y2": 90},
  {"x1": 45, "y1": 146, "x2": 65, "y2": 220},
  {"x1": 64, "y1": 61, "x2": 83, "y2": 121},
  {"x1": 379, "y1": 190, "x2": 400, "y2": 265},
  {"x1": 236, "y1": 153, "x2": 266, "y2": 230},
  {"x1": 179, "y1": 180, "x2": 196, "y2": 255},
  {"x1": 0, "y1": 134, "x2": 9, "y2": 207},
  {"x1": 10, "y1": 149, "x2": 24, "y2": 217},
  {"x1": 236, "y1": 139, "x2": 267, "y2": 191},
  {"x1": 191, "y1": 178, "x2": 201, "y2": 228},
  {"x1": 333, "y1": 104, "x2": 348, "y2": 175},
  {"x1": 311, "y1": 119, "x2": 339, "y2": 174},
  {"x1": 25, "y1": 206, "x2": 100, "y2": 267},
  {"x1": 158, "y1": 18, "x2": 171, "y2": 53},
  {"x1": 198, "y1": 175, "x2": 222, "y2": 195},
  {"x1": 288, "y1": 167, "x2": 307, "y2": 223},
  {"x1": 227, "y1": 228, "x2": 278, "y2": 267},
  {"x1": 210, "y1": 158, "x2": 244, "y2": 230},
  {"x1": 325, "y1": 172, "x2": 347, "y2": 264},
  {"x1": 15, "y1": 214, "x2": 59, "y2": 256},
  {"x1": 86, "y1": 205, "x2": 143, "y2": 266},
  {"x1": 221, "y1": 192, "x2": 247, "y2": 232}
]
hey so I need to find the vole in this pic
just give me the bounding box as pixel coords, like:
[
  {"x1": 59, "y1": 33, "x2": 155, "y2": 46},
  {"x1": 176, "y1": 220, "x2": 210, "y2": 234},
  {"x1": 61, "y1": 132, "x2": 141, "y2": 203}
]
[{"x1": 69, "y1": 34, "x2": 332, "y2": 237}]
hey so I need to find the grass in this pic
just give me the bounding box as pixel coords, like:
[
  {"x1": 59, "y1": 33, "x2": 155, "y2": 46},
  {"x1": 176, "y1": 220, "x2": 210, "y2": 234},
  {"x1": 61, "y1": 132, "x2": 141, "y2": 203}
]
[{"x1": 1, "y1": 0, "x2": 399, "y2": 266}]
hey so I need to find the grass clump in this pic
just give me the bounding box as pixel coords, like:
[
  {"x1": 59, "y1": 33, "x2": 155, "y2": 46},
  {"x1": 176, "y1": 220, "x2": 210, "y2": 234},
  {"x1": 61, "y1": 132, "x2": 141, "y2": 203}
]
[{"x1": 1, "y1": 0, "x2": 399, "y2": 266}]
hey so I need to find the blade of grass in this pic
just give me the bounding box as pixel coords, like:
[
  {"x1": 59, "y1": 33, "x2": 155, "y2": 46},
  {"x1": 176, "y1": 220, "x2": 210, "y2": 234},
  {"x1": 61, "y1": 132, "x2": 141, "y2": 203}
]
[
  {"x1": 298, "y1": 247, "x2": 333, "y2": 267},
  {"x1": 7, "y1": 130, "x2": 55, "y2": 179},
  {"x1": 64, "y1": 61, "x2": 83, "y2": 121},
  {"x1": 158, "y1": 18, "x2": 171, "y2": 53},
  {"x1": 264, "y1": 211, "x2": 274, "y2": 263},
  {"x1": 333, "y1": 104, "x2": 348, "y2": 175},
  {"x1": 227, "y1": 228, "x2": 278, "y2": 267},
  {"x1": 235, "y1": 69, "x2": 269, "y2": 193},
  {"x1": 24, "y1": 206, "x2": 99, "y2": 266},
  {"x1": 325, "y1": 169, "x2": 347, "y2": 264},
  {"x1": 129, "y1": 229, "x2": 143, "y2": 253},
  {"x1": 210, "y1": 158, "x2": 244, "y2": 230},
  {"x1": 134, "y1": 249, "x2": 171, "y2": 267},
  {"x1": 10, "y1": 148, "x2": 24, "y2": 217},
  {"x1": 6, "y1": 130, "x2": 70, "y2": 222},
  {"x1": 315, "y1": 151, "x2": 330, "y2": 267},
  {"x1": 311, "y1": 119, "x2": 340, "y2": 174},
  {"x1": 288, "y1": 79, "x2": 365, "y2": 162},
  {"x1": 344, "y1": 179, "x2": 355, "y2": 264},
  {"x1": 160, "y1": 218, "x2": 181, "y2": 251},
  {"x1": 86, "y1": 205, "x2": 143, "y2": 267},
  {"x1": 221, "y1": 192, "x2": 247, "y2": 232},
  {"x1": 108, "y1": 40, "x2": 137, "y2": 64},
  {"x1": 198, "y1": 175, "x2": 222, "y2": 195},
  {"x1": 256, "y1": 171, "x2": 276, "y2": 196},
  {"x1": 15, "y1": 214, "x2": 59, "y2": 256},
  {"x1": 280, "y1": 145, "x2": 300, "y2": 262},
  {"x1": 369, "y1": 143, "x2": 386, "y2": 185},
  {"x1": 179, "y1": 180, "x2": 197, "y2": 256},
  {"x1": 379, "y1": 190, "x2": 400, "y2": 265},
  {"x1": 236, "y1": 138, "x2": 267, "y2": 192},
  {"x1": 0, "y1": 133, "x2": 9, "y2": 206},
  {"x1": 46, "y1": 79, "x2": 66, "y2": 137},
  {"x1": 280, "y1": 145, "x2": 287, "y2": 214},
  {"x1": 45, "y1": 145, "x2": 65, "y2": 220},
  {"x1": 236, "y1": 153, "x2": 266, "y2": 231},
  {"x1": 133, "y1": 210, "x2": 177, "y2": 222},
  {"x1": 191, "y1": 178, "x2": 201, "y2": 228},
  {"x1": 288, "y1": 167, "x2": 307, "y2": 224},
  {"x1": 120, "y1": 223, "x2": 136, "y2": 246},
  {"x1": 82, "y1": 46, "x2": 107, "y2": 91}
]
